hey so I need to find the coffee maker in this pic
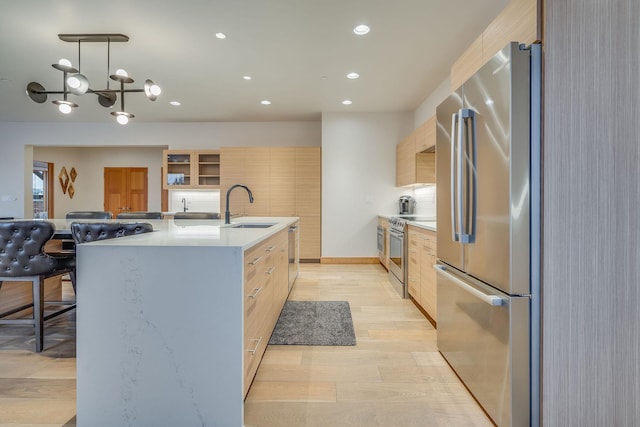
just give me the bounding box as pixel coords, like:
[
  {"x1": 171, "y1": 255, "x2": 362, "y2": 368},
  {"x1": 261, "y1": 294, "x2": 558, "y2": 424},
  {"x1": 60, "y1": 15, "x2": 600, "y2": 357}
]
[{"x1": 398, "y1": 195, "x2": 416, "y2": 215}]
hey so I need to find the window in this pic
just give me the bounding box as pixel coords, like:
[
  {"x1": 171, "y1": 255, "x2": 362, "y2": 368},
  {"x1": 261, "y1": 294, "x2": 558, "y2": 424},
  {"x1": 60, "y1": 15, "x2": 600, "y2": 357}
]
[{"x1": 33, "y1": 161, "x2": 53, "y2": 219}]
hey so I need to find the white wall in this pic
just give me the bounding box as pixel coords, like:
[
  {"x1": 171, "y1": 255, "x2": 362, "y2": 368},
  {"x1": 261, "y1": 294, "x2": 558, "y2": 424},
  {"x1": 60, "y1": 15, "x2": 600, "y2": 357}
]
[
  {"x1": 33, "y1": 146, "x2": 164, "y2": 218},
  {"x1": 321, "y1": 112, "x2": 413, "y2": 258},
  {"x1": 414, "y1": 76, "x2": 451, "y2": 126},
  {"x1": 0, "y1": 121, "x2": 320, "y2": 218}
]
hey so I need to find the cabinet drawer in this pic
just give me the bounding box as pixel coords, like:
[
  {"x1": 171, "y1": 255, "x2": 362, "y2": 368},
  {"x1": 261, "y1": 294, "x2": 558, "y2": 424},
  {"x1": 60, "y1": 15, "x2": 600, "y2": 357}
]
[
  {"x1": 408, "y1": 275, "x2": 421, "y2": 300},
  {"x1": 244, "y1": 305, "x2": 271, "y2": 395}
]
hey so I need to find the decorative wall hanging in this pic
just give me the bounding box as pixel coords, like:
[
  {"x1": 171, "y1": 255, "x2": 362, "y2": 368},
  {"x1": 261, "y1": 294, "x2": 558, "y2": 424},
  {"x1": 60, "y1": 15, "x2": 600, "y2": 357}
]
[
  {"x1": 58, "y1": 166, "x2": 69, "y2": 194},
  {"x1": 59, "y1": 166, "x2": 78, "y2": 198}
]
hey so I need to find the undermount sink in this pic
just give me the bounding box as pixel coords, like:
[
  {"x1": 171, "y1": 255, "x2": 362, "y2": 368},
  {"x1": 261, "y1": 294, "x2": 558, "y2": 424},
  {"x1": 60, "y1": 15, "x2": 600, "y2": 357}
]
[{"x1": 229, "y1": 223, "x2": 276, "y2": 229}]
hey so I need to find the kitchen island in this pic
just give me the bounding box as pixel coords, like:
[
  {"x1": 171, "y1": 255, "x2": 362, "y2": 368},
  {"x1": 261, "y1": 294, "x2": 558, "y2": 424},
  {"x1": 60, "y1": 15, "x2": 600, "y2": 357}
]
[{"x1": 75, "y1": 217, "x2": 297, "y2": 427}]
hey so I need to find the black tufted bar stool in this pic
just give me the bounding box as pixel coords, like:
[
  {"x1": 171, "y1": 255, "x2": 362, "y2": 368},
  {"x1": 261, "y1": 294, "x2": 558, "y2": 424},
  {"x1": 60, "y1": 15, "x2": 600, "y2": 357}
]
[
  {"x1": 0, "y1": 221, "x2": 76, "y2": 352},
  {"x1": 65, "y1": 211, "x2": 113, "y2": 220},
  {"x1": 70, "y1": 222, "x2": 154, "y2": 245}
]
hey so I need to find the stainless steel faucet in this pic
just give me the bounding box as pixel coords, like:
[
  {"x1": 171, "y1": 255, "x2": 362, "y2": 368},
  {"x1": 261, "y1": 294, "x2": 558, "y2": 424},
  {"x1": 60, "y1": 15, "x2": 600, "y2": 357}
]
[
  {"x1": 225, "y1": 184, "x2": 254, "y2": 224},
  {"x1": 181, "y1": 198, "x2": 188, "y2": 212}
]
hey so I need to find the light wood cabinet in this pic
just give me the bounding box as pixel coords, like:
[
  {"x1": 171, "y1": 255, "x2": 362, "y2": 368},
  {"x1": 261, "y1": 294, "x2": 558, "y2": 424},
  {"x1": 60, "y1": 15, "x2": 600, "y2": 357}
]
[
  {"x1": 295, "y1": 147, "x2": 321, "y2": 260},
  {"x1": 407, "y1": 229, "x2": 421, "y2": 301},
  {"x1": 245, "y1": 148, "x2": 271, "y2": 217},
  {"x1": 450, "y1": 0, "x2": 539, "y2": 90},
  {"x1": 396, "y1": 135, "x2": 415, "y2": 186},
  {"x1": 162, "y1": 149, "x2": 221, "y2": 190},
  {"x1": 415, "y1": 116, "x2": 437, "y2": 153},
  {"x1": 407, "y1": 225, "x2": 437, "y2": 323},
  {"x1": 482, "y1": 0, "x2": 538, "y2": 62},
  {"x1": 220, "y1": 146, "x2": 322, "y2": 261},
  {"x1": 419, "y1": 230, "x2": 437, "y2": 322},
  {"x1": 270, "y1": 148, "x2": 296, "y2": 216},
  {"x1": 243, "y1": 228, "x2": 288, "y2": 396},
  {"x1": 396, "y1": 141, "x2": 435, "y2": 186},
  {"x1": 220, "y1": 147, "x2": 247, "y2": 216},
  {"x1": 397, "y1": 115, "x2": 436, "y2": 186}
]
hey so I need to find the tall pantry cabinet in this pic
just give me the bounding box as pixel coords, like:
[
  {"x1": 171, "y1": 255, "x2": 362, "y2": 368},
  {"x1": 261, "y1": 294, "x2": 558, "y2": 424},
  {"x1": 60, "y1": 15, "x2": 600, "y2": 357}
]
[{"x1": 220, "y1": 146, "x2": 321, "y2": 261}]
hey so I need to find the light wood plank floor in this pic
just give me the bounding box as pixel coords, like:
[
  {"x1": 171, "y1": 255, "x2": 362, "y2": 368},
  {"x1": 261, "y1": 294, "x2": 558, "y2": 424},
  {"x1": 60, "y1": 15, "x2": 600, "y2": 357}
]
[
  {"x1": 0, "y1": 265, "x2": 491, "y2": 427},
  {"x1": 244, "y1": 264, "x2": 492, "y2": 427}
]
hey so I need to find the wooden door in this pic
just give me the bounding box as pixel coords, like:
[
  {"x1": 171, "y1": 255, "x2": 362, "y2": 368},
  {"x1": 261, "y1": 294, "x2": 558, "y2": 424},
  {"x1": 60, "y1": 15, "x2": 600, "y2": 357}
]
[{"x1": 104, "y1": 167, "x2": 148, "y2": 217}]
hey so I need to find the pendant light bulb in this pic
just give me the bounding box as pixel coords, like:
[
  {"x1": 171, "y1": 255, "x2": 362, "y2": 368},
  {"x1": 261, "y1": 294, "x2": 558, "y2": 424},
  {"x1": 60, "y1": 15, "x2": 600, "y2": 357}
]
[
  {"x1": 58, "y1": 58, "x2": 72, "y2": 67},
  {"x1": 144, "y1": 79, "x2": 162, "y2": 101},
  {"x1": 115, "y1": 69, "x2": 128, "y2": 77},
  {"x1": 116, "y1": 114, "x2": 129, "y2": 125},
  {"x1": 59, "y1": 103, "x2": 72, "y2": 114},
  {"x1": 67, "y1": 74, "x2": 89, "y2": 95},
  {"x1": 150, "y1": 84, "x2": 161, "y2": 96}
]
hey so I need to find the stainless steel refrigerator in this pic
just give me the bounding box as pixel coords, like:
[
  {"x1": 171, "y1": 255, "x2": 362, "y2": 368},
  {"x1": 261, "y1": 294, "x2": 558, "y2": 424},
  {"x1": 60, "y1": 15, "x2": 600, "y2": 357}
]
[{"x1": 435, "y1": 42, "x2": 541, "y2": 427}]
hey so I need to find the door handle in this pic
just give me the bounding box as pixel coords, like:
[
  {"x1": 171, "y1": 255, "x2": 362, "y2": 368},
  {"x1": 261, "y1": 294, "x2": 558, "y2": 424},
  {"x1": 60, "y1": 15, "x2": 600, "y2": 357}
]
[
  {"x1": 450, "y1": 112, "x2": 459, "y2": 242},
  {"x1": 434, "y1": 264, "x2": 503, "y2": 306},
  {"x1": 459, "y1": 108, "x2": 476, "y2": 244}
]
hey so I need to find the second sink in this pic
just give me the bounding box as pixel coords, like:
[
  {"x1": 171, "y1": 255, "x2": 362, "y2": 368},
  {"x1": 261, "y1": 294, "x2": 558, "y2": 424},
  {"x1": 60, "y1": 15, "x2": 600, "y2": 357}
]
[{"x1": 230, "y1": 223, "x2": 276, "y2": 229}]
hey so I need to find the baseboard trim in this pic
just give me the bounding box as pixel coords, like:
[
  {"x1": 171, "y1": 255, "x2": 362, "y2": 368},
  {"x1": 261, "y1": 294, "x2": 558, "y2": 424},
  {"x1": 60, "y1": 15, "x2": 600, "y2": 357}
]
[{"x1": 320, "y1": 257, "x2": 380, "y2": 264}]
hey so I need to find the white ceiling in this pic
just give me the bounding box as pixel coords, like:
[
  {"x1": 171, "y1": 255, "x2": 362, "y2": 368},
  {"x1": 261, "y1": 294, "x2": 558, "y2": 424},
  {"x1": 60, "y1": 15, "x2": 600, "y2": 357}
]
[{"x1": 0, "y1": 0, "x2": 508, "y2": 123}]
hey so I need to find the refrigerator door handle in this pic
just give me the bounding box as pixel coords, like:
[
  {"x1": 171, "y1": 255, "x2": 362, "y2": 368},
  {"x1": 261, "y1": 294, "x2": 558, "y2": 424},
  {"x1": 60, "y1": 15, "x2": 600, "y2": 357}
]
[
  {"x1": 456, "y1": 108, "x2": 465, "y2": 243},
  {"x1": 450, "y1": 111, "x2": 459, "y2": 242},
  {"x1": 459, "y1": 108, "x2": 476, "y2": 244},
  {"x1": 434, "y1": 264, "x2": 503, "y2": 306}
]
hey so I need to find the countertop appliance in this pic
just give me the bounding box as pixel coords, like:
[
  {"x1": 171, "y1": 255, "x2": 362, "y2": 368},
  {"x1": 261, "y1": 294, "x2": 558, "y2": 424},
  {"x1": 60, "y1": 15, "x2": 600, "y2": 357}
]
[
  {"x1": 435, "y1": 42, "x2": 541, "y2": 427},
  {"x1": 288, "y1": 222, "x2": 299, "y2": 291},
  {"x1": 398, "y1": 195, "x2": 415, "y2": 215},
  {"x1": 388, "y1": 216, "x2": 408, "y2": 298}
]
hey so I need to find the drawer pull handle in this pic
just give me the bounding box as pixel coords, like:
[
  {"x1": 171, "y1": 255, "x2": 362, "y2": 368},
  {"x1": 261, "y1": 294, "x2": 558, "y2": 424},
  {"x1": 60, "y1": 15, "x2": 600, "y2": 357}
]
[
  {"x1": 266, "y1": 266, "x2": 276, "y2": 275},
  {"x1": 248, "y1": 287, "x2": 262, "y2": 299},
  {"x1": 265, "y1": 246, "x2": 275, "y2": 252},
  {"x1": 249, "y1": 256, "x2": 262, "y2": 266},
  {"x1": 248, "y1": 337, "x2": 262, "y2": 355}
]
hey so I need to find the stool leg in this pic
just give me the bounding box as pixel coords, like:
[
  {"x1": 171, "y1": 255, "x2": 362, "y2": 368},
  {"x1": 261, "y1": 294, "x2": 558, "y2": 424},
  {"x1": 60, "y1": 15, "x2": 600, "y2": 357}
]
[{"x1": 33, "y1": 277, "x2": 44, "y2": 352}]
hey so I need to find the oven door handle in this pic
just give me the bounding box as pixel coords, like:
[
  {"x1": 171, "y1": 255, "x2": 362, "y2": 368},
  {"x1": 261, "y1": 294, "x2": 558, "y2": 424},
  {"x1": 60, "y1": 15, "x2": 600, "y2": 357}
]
[{"x1": 389, "y1": 229, "x2": 404, "y2": 238}]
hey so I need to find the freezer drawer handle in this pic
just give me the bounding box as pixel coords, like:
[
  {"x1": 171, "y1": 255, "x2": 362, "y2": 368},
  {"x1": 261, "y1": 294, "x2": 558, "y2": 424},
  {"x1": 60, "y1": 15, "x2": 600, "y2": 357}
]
[{"x1": 434, "y1": 265, "x2": 503, "y2": 306}]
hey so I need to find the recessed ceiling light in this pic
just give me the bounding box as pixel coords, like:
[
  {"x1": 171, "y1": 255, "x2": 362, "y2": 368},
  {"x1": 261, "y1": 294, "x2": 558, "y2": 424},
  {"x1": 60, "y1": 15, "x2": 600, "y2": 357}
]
[
  {"x1": 342, "y1": 100, "x2": 353, "y2": 105},
  {"x1": 170, "y1": 101, "x2": 181, "y2": 106},
  {"x1": 260, "y1": 100, "x2": 271, "y2": 105},
  {"x1": 243, "y1": 75, "x2": 252, "y2": 80},
  {"x1": 346, "y1": 72, "x2": 360, "y2": 79},
  {"x1": 353, "y1": 24, "x2": 370, "y2": 35},
  {"x1": 215, "y1": 32, "x2": 227, "y2": 39}
]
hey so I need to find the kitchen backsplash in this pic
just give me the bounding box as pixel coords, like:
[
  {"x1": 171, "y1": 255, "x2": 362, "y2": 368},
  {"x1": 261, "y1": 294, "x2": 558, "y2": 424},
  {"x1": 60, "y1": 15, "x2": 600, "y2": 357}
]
[
  {"x1": 169, "y1": 190, "x2": 220, "y2": 214},
  {"x1": 412, "y1": 185, "x2": 436, "y2": 219}
]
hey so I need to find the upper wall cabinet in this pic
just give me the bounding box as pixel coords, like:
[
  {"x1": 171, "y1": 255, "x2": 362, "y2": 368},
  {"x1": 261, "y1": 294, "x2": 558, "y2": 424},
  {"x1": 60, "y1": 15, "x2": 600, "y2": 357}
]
[
  {"x1": 396, "y1": 115, "x2": 436, "y2": 187},
  {"x1": 450, "y1": 0, "x2": 539, "y2": 90},
  {"x1": 415, "y1": 116, "x2": 436, "y2": 153},
  {"x1": 396, "y1": 136, "x2": 435, "y2": 187},
  {"x1": 162, "y1": 149, "x2": 221, "y2": 190}
]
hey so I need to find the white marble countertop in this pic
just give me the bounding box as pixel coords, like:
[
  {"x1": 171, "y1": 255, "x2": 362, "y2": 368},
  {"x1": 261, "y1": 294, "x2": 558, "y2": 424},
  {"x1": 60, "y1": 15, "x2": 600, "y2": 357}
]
[
  {"x1": 407, "y1": 220, "x2": 437, "y2": 232},
  {"x1": 44, "y1": 216, "x2": 298, "y2": 250}
]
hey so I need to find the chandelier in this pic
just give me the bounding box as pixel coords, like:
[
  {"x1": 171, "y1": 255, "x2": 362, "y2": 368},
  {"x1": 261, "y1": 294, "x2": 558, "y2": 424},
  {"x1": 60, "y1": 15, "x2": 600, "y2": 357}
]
[{"x1": 26, "y1": 34, "x2": 161, "y2": 125}]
